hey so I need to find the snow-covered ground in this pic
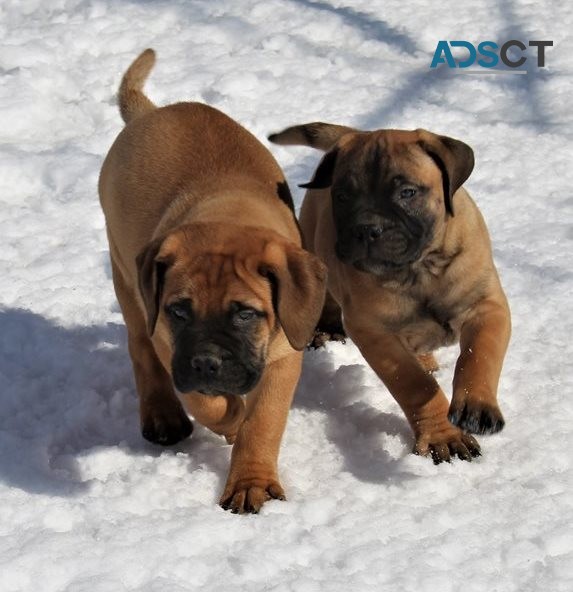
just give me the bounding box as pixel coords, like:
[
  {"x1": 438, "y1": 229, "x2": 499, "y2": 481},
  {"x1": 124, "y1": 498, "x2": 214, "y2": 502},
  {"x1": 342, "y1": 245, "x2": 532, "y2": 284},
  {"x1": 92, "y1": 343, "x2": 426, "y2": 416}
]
[{"x1": 1, "y1": 0, "x2": 572, "y2": 590}]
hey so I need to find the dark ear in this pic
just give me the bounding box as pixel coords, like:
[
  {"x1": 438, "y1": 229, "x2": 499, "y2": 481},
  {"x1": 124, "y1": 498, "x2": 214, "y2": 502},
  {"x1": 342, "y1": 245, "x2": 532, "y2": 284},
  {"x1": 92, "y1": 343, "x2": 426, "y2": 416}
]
[
  {"x1": 135, "y1": 236, "x2": 174, "y2": 335},
  {"x1": 299, "y1": 148, "x2": 339, "y2": 190},
  {"x1": 417, "y1": 130, "x2": 474, "y2": 216},
  {"x1": 260, "y1": 245, "x2": 327, "y2": 350}
]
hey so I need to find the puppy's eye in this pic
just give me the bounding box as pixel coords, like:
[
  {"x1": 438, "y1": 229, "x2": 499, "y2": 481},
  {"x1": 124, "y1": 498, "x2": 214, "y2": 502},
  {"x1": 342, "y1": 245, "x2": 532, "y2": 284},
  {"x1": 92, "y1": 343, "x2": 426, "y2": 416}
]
[
  {"x1": 235, "y1": 309, "x2": 257, "y2": 322},
  {"x1": 335, "y1": 192, "x2": 349, "y2": 203},
  {"x1": 167, "y1": 302, "x2": 191, "y2": 322},
  {"x1": 400, "y1": 188, "x2": 417, "y2": 199}
]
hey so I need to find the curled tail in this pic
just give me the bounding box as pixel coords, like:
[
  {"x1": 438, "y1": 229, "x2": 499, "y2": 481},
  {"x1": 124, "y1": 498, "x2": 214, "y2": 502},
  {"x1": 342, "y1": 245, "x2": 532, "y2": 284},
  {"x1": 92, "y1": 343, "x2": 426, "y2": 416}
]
[
  {"x1": 118, "y1": 48, "x2": 157, "y2": 124},
  {"x1": 268, "y1": 122, "x2": 359, "y2": 152}
]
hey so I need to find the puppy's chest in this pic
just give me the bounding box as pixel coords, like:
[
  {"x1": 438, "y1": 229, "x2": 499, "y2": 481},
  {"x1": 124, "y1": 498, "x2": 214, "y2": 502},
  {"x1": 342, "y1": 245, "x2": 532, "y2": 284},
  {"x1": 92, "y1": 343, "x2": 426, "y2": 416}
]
[
  {"x1": 370, "y1": 292, "x2": 464, "y2": 354},
  {"x1": 400, "y1": 300, "x2": 460, "y2": 353}
]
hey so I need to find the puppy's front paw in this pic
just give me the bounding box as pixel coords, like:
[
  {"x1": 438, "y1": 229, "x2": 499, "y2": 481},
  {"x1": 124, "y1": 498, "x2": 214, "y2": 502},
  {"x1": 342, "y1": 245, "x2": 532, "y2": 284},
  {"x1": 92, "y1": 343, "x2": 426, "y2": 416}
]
[
  {"x1": 448, "y1": 399, "x2": 505, "y2": 434},
  {"x1": 141, "y1": 405, "x2": 193, "y2": 446},
  {"x1": 414, "y1": 428, "x2": 481, "y2": 464},
  {"x1": 220, "y1": 475, "x2": 285, "y2": 514}
]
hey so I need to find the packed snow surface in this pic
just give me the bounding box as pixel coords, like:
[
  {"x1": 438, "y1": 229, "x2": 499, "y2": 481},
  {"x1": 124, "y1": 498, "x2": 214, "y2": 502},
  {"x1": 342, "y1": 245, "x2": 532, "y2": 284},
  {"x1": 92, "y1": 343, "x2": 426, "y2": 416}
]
[{"x1": 1, "y1": 0, "x2": 572, "y2": 590}]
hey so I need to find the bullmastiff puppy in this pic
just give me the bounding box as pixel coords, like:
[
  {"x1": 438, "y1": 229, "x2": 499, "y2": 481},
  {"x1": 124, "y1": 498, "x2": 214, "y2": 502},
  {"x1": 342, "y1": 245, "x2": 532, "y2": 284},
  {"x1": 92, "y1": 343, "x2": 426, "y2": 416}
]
[
  {"x1": 98, "y1": 50, "x2": 326, "y2": 513},
  {"x1": 269, "y1": 122, "x2": 511, "y2": 463}
]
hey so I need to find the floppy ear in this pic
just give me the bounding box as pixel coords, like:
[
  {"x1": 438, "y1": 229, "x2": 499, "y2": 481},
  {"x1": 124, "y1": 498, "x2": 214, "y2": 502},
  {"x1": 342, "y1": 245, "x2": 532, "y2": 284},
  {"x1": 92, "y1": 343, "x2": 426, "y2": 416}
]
[
  {"x1": 417, "y1": 130, "x2": 474, "y2": 216},
  {"x1": 136, "y1": 236, "x2": 175, "y2": 335},
  {"x1": 299, "y1": 148, "x2": 339, "y2": 190},
  {"x1": 260, "y1": 244, "x2": 327, "y2": 350}
]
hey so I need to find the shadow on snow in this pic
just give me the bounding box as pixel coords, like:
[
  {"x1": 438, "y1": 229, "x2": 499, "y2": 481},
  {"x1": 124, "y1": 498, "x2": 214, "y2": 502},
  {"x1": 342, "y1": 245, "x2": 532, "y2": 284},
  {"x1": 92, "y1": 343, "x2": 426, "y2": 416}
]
[{"x1": 0, "y1": 307, "x2": 416, "y2": 497}]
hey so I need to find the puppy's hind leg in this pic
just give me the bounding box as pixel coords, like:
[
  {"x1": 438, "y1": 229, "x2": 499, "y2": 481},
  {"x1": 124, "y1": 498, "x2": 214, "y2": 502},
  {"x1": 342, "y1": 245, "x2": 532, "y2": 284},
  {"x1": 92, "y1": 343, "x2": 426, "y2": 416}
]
[{"x1": 310, "y1": 291, "x2": 347, "y2": 348}]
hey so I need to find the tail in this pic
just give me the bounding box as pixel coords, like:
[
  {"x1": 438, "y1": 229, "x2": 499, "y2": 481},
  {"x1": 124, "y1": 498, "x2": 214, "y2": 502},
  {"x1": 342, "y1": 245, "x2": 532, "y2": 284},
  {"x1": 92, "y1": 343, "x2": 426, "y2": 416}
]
[
  {"x1": 268, "y1": 122, "x2": 359, "y2": 152},
  {"x1": 118, "y1": 49, "x2": 157, "y2": 124}
]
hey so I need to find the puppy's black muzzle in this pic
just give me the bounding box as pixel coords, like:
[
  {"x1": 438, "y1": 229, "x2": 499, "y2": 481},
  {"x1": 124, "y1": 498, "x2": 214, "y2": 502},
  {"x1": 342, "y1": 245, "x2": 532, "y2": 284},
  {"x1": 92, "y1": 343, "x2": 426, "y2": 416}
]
[
  {"x1": 169, "y1": 309, "x2": 268, "y2": 396},
  {"x1": 335, "y1": 219, "x2": 421, "y2": 273},
  {"x1": 173, "y1": 347, "x2": 263, "y2": 396}
]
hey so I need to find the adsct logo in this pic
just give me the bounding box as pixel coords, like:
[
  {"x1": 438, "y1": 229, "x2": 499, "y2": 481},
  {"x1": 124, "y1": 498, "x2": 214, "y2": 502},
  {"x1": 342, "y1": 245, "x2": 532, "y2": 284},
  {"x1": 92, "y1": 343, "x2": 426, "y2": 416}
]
[{"x1": 430, "y1": 40, "x2": 553, "y2": 74}]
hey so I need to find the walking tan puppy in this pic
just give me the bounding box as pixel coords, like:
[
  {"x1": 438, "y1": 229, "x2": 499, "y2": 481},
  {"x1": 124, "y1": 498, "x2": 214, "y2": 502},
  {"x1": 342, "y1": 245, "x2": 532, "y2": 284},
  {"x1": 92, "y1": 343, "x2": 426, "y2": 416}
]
[
  {"x1": 99, "y1": 51, "x2": 326, "y2": 513},
  {"x1": 269, "y1": 122, "x2": 510, "y2": 463}
]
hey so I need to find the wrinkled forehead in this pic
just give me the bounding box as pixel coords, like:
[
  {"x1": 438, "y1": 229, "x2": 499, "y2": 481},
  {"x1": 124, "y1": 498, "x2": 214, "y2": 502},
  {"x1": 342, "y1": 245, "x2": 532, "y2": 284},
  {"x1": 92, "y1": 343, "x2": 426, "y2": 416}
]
[
  {"x1": 336, "y1": 131, "x2": 438, "y2": 188},
  {"x1": 165, "y1": 253, "x2": 270, "y2": 314}
]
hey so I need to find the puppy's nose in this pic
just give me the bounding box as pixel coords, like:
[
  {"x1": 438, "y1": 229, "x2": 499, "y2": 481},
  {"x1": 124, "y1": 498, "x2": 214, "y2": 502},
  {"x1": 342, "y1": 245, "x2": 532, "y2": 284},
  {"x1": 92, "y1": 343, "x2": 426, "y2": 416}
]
[
  {"x1": 190, "y1": 355, "x2": 222, "y2": 378},
  {"x1": 354, "y1": 225, "x2": 383, "y2": 243}
]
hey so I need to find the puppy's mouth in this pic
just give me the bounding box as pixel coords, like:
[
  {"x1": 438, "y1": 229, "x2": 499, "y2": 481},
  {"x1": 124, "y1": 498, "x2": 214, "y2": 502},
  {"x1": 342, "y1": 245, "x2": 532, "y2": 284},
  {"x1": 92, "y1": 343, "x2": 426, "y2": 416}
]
[
  {"x1": 196, "y1": 387, "x2": 227, "y2": 396},
  {"x1": 193, "y1": 374, "x2": 260, "y2": 397},
  {"x1": 352, "y1": 258, "x2": 406, "y2": 272},
  {"x1": 172, "y1": 362, "x2": 263, "y2": 396},
  {"x1": 335, "y1": 237, "x2": 419, "y2": 271}
]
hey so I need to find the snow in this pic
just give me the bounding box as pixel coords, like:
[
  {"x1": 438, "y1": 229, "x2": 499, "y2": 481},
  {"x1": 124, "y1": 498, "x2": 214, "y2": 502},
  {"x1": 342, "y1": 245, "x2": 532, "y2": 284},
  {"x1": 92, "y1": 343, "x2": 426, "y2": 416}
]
[{"x1": 1, "y1": 0, "x2": 572, "y2": 590}]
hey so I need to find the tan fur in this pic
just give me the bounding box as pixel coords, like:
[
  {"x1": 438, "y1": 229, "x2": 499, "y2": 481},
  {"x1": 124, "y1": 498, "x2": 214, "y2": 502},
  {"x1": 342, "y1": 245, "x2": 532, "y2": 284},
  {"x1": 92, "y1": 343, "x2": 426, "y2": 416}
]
[
  {"x1": 268, "y1": 121, "x2": 356, "y2": 151},
  {"x1": 270, "y1": 122, "x2": 511, "y2": 463},
  {"x1": 99, "y1": 51, "x2": 326, "y2": 512},
  {"x1": 118, "y1": 48, "x2": 157, "y2": 123}
]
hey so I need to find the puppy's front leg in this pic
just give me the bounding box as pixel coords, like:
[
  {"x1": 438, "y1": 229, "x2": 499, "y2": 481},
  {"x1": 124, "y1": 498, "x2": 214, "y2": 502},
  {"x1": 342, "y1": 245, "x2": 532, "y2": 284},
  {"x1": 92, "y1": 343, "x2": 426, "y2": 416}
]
[
  {"x1": 111, "y1": 260, "x2": 192, "y2": 445},
  {"x1": 345, "y1": 322, "x2": 481, "y2": 463},
  {"x1": 219, "y1": 351, "x2": 302, "y2": 513},
  {"x1": 128, "y1": 333, "x2": 193, "y2": 445},
  {"x1": 449, "y1": 298, "x2": 511, "y2": 434}
]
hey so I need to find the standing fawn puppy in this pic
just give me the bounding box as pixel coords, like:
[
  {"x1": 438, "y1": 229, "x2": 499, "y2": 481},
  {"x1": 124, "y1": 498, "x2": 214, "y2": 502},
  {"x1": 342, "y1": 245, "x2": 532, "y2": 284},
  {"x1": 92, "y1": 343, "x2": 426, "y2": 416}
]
[
  {"x1": 99, "y1": 51, "x2": 326, "y2": 513},
  {"x1": 269, "y1": 122, "x2": 510, "y2": 463}
]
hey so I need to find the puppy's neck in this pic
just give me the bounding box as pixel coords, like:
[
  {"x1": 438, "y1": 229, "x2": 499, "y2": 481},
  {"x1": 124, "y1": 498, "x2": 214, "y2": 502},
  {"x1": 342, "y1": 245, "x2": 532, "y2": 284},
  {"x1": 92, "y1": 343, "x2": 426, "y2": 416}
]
[{"x1": 154, "y1": 184, "x2": 298, "y2": 244}]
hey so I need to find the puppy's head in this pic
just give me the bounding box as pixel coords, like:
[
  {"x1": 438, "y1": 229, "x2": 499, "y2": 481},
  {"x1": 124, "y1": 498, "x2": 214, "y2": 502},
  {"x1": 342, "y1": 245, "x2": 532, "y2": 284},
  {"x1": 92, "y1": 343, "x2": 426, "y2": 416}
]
[
  {"x1": 136, "y1": 223, "x2": 326, "y2": 396},
  {"x1": 301, "y1": 129, "x2": 474, "y2": 275}
]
